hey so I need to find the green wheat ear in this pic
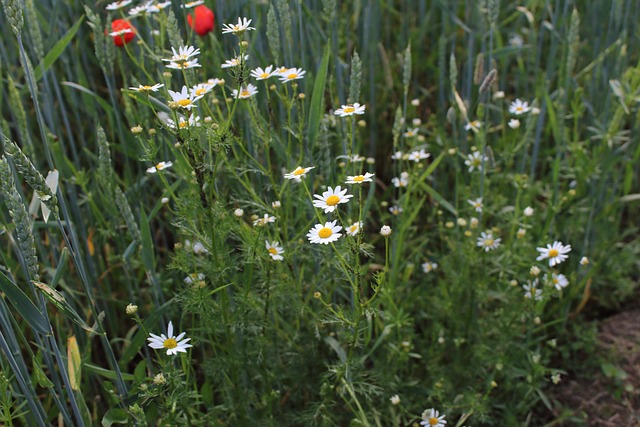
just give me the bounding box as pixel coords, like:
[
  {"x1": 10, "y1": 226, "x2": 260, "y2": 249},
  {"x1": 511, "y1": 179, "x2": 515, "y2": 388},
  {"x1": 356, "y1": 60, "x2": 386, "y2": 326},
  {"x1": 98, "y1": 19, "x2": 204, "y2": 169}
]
[
  {"x1": 349, "y1": 50, "x2": 362, "y2": 104},
  {"x1": 1, "y1": 0, "x2": 24, "y2": 36}
]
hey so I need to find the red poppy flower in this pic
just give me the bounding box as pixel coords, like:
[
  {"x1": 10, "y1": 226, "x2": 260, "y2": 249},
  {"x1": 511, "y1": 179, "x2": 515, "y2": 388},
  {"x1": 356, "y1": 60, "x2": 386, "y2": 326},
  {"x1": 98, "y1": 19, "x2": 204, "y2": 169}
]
[
  {"x1": 109, "y1": 19, "x2": 136, "y2": 47},
  {"x1": 187, "y1": 5, "x2": 215, "y2": 36}
]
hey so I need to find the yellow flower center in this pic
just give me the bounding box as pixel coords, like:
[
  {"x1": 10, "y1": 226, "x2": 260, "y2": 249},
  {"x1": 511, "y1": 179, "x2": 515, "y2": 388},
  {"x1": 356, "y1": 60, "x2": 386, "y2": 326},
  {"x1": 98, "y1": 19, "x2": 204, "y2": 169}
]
[
  {"x1": 343, "y1": 105, "x2": 355, "y2": 114},
  {"x1": 485, "y1": 239, "x2": 494, "y2": 246},
  {"x1": 553, "y1": 278, "x2": 558, "y2": 284},
  {"x1": 163, "y1": 338, "x2": 178, "y2": 349},
  {"x1": 233, "y1": 25, "x2": 241, "y2": 31},
  {"x1": 260, "y1": 73, "x2": 269, "y2": 79},
  {"x1": 349, "y1": 225, "x2": 358, "y2": 233},
  {"x1": 268, "y1": 247, "x2": 278, "y2": 255},
  {"x1": 156, "y1": 163, "x2": 164, "y2": 169},
  {"x1": 240, "y1": 90, "x2": 250, "y2": 97},
  {"x1": 195, "y1": 88, "x2": 206, "y2": 96},
  {"x1": 293, "y1": 168, "x2": 306, "y2": 176},
  {"x1": 179, "y1": 121, "x2": 188, "y2": 128},
  {"x1": 325, "y1": 195, "x2": 340, "y2": 206},
  {"x1": 287, "y1": 73, "x2": 298, "y2": 79},
  {"x1": 318, "y1": 227, "x2": 333, "y2": 239},
  {"x1": 548, "y1": 249, "x2": 559, "y2": 258},
  {"x1": 429, "y1": 418, "x2": 439, "y2": 426},
  {"x1": 353, "y1": 175, "x2": 365, "y2": 182},
  {"x1": 142, "y1": 85, "x2": 152, "y2": 90},
  {"x1": 178, "y1": 99, "x2": 192, "y2": 107}
]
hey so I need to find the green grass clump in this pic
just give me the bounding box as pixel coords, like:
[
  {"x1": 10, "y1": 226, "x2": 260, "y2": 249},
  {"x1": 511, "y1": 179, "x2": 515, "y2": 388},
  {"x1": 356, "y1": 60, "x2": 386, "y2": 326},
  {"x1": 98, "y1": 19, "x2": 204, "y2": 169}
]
[{"x1": 0, "y1": 1, "x2": 639, "y2": 426}]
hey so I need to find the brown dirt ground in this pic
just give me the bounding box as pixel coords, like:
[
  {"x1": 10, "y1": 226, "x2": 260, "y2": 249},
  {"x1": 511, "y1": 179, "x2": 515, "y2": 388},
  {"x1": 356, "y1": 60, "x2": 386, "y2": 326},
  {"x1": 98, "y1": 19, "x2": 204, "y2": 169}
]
[{"x1": 549, "y1": 309, "x2": 640, "y2": 426}]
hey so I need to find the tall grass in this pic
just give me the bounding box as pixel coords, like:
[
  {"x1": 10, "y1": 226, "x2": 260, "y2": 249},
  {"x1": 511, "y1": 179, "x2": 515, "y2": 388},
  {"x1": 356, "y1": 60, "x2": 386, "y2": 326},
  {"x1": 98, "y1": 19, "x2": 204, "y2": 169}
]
[{"x1": 0, "y1": 0, "x2": 639, "y2": 425}]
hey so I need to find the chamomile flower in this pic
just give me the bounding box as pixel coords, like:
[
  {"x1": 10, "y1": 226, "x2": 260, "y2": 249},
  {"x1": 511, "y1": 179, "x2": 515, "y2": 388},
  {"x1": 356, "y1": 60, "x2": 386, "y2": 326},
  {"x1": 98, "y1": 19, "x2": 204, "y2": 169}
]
[
  {"x1": 391, "y1": 151, "x2": 405, "y2": 160},
  {"x1": 162, "y1": 45, "x2": 201, "y2": 63},
  {"x1": 465, "y1": 151, "x2": 488, "y2": 172},
  {"x1": 477, "y1": 231, "x2": 502, "y2": 252},
  {"x1": 391, "y1": 172, "x2": 409, "y2": 188},
  {"x1": 508, "y1": 118, "x2": 521, "y2": 129},
  {"x1": 389, "y1": 205, "x2": 403, "y2": 215},
  {"x1": 307, "y1": 220, "x2": 342, "y2": 244},
  {"x1": 312, "y1": 186, "x2": 353, "y2": 213},
  {"x1": 509, "y1": 99, "x2": 531, "y2": 115},
  {"x1": 165, "y1": 59, "x2": 201, "y2": 70},
  {"x1": 168, "y1": 85, "x2": 204, "y2": 110},
  {"x1": 545, "y1": 272, "x2": 569, "y2": 290},
  {"x1": 106, "y1": 0, "x2": 132, "y2": 10},
  {"x1": 265, "y1": 241, "x2": 284, "y2": 261},
  {"x1": 536, "y1": 241, "x2": 572, "y2": 267},
  {"x1": 408, "y1": 149, "x2": 430, "y2": 162},
  {"x1": 166, "y1": 115, "x2": 201, "y2": 129},
  {"x1": 464, "y1": 120, "x2": 483, "y2": 132},
  {"x1": 191, "y1": 83, "x2": 213, "y2": 97},
  {"x1": 206, "y1": 78, "x2": 223, "y2": 88},
  {"x1": 128, "y1": 3, "x2": 150, "y2": 16},
  {"x1": 334, "y1": 103, "x2": 366, "y2": 117},
  {"x1": 109, "y1": 27, "x2": 134, "y2": 38},
  {"x1": 404, "y1": 128, "x2": 419, "y2": 138},
  {"x1": 524, "y1": 206, "x2": 534, "y2": 216},
  {"x1": 346, "y1": 221, "x2": 363, "y2": 236},
  {"x1": 250, "y1": 65, "x2": 276, "y2": 80},
  {"x1": 279, "y1": 67, "x2": 306, "y2": 83},
  {"x1": 580, "y1": 256, "x2": 589, "y2": 266},
  {"x1": 380, "y1": 225, "x2": 392, "y2": 236},
  {"x1": 129, "y1": 83, "x2": 164, "y2": 93},
  {"x1": 146, "y1": 1, "x2": 171, "y2": 12},
  {"x1": 345, "y1": 172, "x2": 375, "y2": 184},
  {"x1": 185, "y1": 240, "x2": 208, "y2": 255},
  {"x1": 147, "y1": 321, "x2": 193, "y2": 356},
  {"x1": 523, "y1": 280, "x2": 542, "y2": 301},
  {"x1": 221, "y1": 17, "x2": 256, "y2": 35},
  {"x1": 221, "y1": 55, "x2": 249, "y2": 68},
  {"x1": 284, "y1": 166, "x2": 315, "y2": 182},
  {"x1": 467, "y1": 197, "x2": 483, "y2": 212},
  {"x1": 182, "y1": 0, "x2": 204, "y2": 7},
  {"x1": 390, "y1": 395, "x2": 401, "y2": 405},
  {"x1": 420, "y1": 408, "x2": 447, "y2": 427},
  {"x1": 146, "y1": 161, "x2": 173, "y2": 173},
  {"x1": 184, "y1": 273, "x2": 205, "y2": 285},
  {"x1": 422, "y1": 261, "x2": 438, "y2": 273},
  {"x1": 232, "y1": 84, "x2": 258, "y2": 99},
  {"x1": 253, "y1": 214, "x2": 276, "y2": 227}
]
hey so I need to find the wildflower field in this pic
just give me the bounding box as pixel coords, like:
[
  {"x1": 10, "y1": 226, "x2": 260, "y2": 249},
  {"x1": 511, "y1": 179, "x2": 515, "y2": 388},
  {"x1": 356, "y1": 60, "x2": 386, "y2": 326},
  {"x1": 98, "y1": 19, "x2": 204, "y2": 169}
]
[{"x1": 0, "y1": 0, "x2": 639, "y2": 425}]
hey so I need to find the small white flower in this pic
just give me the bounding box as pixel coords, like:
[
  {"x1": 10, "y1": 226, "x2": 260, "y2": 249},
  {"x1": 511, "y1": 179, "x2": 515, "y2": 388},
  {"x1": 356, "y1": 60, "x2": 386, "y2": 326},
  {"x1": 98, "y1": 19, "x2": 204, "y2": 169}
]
[
  {"x1": 168, "y1": 85, "x2": 204, "y2": 110},
  {"x1": 408, "y1": 149, "x2": 430, "y2": 162},
  {"x1": 146, "y1": 161, "x2": 173, "y2": 173},
  {"x1": 346, "y1": 221, "x2": 363, "y2": 236},
  {"x1": 307, "y1": 220, "x2": 342, "y2": 244},
  {"x1": 109, "y1": 28, "x2": 134, "y2": 37},
  {"x1": 390, "y1": 395, "x2": 401, "y2": 405},
  {"x1": 129, "y1": 83, "x2": 164, "y2": 93},
  {"x1": 165, "y1": 59, "x2": 202, "y2": 70},
  {"x1": 470, "y1": 217, "x2": 479, "y2": 228},
  {"x1": 508, "y1": 118, "x2": 521, "y2": 129},
  {"x1": 221, "y1": 55, "x2": 249, "y2": 68},
  {"x1": 106, "y1": 0, "x2": 133, "y2": 10},
  {"x1": 380, "y1": 225, "x2": 392, "y2": 236},
  {"x1": 345, "y1": 172, "x2": 374, "y2": 184},
  {"x1": 312, "y1": 186, "x2": 353, "y2": 213},
  {"x1": 191, "y1": 83, "x2": 213, "y2": 98},
  {"x1": 182, "y1": 0, "x2": 204, "y2": 8},
  {"x1": 493, "y1": 90, "x2": 505, "y2": 100},
  {"x1": 391, "y1": 172, "x2": 409, "y2": 188},
  {"x1": 403, "y1": 128, "x2": 419, "y2": 138},
  {"x1": 284, "y1": 166, "x2": 315, "y2": 182},
  {"x1": 161, "y1": 197, "x2": 169, "y2": 204},
  {"x1": 128, "y1": 3, "x2": 150, "y2": 16},
  {"x1": 221, "y1": 17, "x2": 256, "y2": 35},
  {"x1": 522, "y1": 206, "x2": 534, "y2": 217},
  {"x1": 234, "y1": 208, "x2": 244, "y2": 217},
  {"x1": 265, "y1": 241, "x2": 284, "y2": 261},
  {"x1": 147, "y1": 321, "x2": 193, "y2": 356},
  {"x1": 422, "y1": 261, "x2": 438, "y2": 273},
  {"x1": 465, "y1": 151, "x2": 488, "y2": 172},
  {"x1": 162, "y1": 45, "x2": 201, "y2": 63},
  {"x1": 509, "y1": 99, "x2": 531, "y2": 115},
  {"x1": 271, "y1": 200, "x2": 281, "y2": 209},
  {"x1": 184, "y1": 273, "x2": 205, "y2": 285},
  {"x1": 334, "y1": 103, "x2": 366, "y2": 117},
  {"x1": 477, "y1": 231, "x2": 502, "y2": 252},
  {"x1": 467, "y1": 197, "x2": 483, "y2": 212},
  {"x1": 420, "y1": 408, "x2": 446, "y2": 427},
  {"x1": 146, "y1": 1, "x2": 171, "y2": 13},
  {"x1": 389, "y1": 205, "x2": 403, "y2": 215},
  {"x1": 580, "y1": 256, "x2": 589, "y2": 266},
  {"x1": 545, "y1": 272, "x2": 569, "y2": 290},
  {"x1": 250, "y1": 65, "x2": 275, "y2": 80},
  {"x1": 253, "y1": 214, "x2": 276, "y2": 227},
  {"x1": 232, "y1": 84, "x2": 258, "y2": 99},
  {"x1": 184, "y1": 240, "x2": 208, "y2": 255},
  {"x1": 278, "y1": 67, "x2": 306, "y2": 83},
  {"x1": 465, "y1": 120, "x2": 482, "y2": 132},
  {"x1": 530, "y1": 266, "x2": 541, "y2": 276},
  {"x1": 167, "y1": 115, "x2": 201, "y2": 129},
  {"x1": 391, "y1": 151, "x2": 404, "y2": 160},
  {"x1": 523, "y1": 280, "x2": 542, "y2": 301},
  {"x1": 536, "y1": 241, "x2": 572, "y2": 267},
  {"x1": 517, "y1": 228, "x2": 527, "y2": 238}
]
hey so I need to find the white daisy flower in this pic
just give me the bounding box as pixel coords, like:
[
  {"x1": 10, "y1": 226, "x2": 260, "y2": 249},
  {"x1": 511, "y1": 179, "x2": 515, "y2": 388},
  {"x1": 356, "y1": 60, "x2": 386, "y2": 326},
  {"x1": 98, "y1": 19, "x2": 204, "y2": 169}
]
[
  {"x1": 221, "y1": 17, "x2": 256, "y2": 35},
  {"x1": 106, "y1": 0, "x2": 132, "y2": 10},
  {"x1": 146, "y1": 1, "x2": 171, "y2": 12},
  {"x1": 182, "y1": 0, "x2": 204, "y2": 7},
  {"x1": 391, "y1": 172, "x2": 409, "y2": 188},
  {"x1": 420, "y1": 408, "x2": 446, "y2": 427},
  {"x1": 334, "y1": 103, "x2": 366, "y2": 117},
  {"x1": 422, "y1": 261, "x2": 438, "y2": 273},
  {"x1": 477, "y1": 231, "x2": 502, "y2": 252},
  {"x1": 284, "y1": 166, "x2": 315, "y2": 182},
  {"x1": 250, "y1": 65, "x2": 275, "y2": 80},
  {"x1": 166, "y1": 115, "x2": 201, "y2": 130},
  {"x1": 128, "y1": 3, "x2": 150, "y2": 16},
  {"x1": 545, "y1": 272, "x2": 569, "y2": 290},
  {"x1": 523, "y1": 206, "x2": 534, "y2": 216},
  {"x1": 380, "y1": 225, "x2": 392, "y2": 236},
  {"x1": 464, "y1": 120, "x2": 482, "y2": 132},
  {"x1": 168, "y1": 85, "x2": 204, "y2": 110},
  {"x1": 523, "y1": 280, "x2": 542, "y2": 301},
  {"x1": 265, "y1": 241, "x2": 284, "y2": 261},
  {"x1": 468, "y1": 197, "x2": 483, "y2": 212},
  {"x1": 408, "y1": 149, "x2": 430, "y2": 162},
  {"x1": 345, "y1": 172, "x2": 374, "y2": 184},
  {"x1": 389, "y1": 205, "x2": 403, "y2": 215},
  {"x1": 391, "y1": 151, "x2": 404, "y2": 160},
  {"x1": 403, "y1": 128, "x2": 419, "y2": 138},
  {"x1": 390, "y1": 395, "x2": 401, "y2": 405},
  {"x1": 465, "y1": 151, "x2": 488, "y2": 172},
  {"x1": 147, "y1": 321, "x2": 193, "y2": 356},
  {"x1": 580, "y1": 256, "x2": 589, "y2": 266},
  {"x1": 536, "y1": 241, "x2": 571, "y2": 267},
  {"x1": 278, "y1": 67, "x2": 306, "y2": 83},
  {"x1": 509, "y1": 99, "x2": 531, "y2": 115},
  {"x1": 232, "y1": 84, "x2": 258, "y2": 99},
  {"x1": 221, "y1": 55, "x2": 249, "y2": 68},
  {"x1": 312, "y1": 186, "x2": 353, "y2": 213},
  {"x1": 191, "y1": 83, "x2": 213, "y2": 97},
  {"x1": 129, "y1": 83, "x2": 164, "y2": 93},
  {"x1": 146, "y1": 161, "x2": 173, "y2": 173},
  {"x1": 109, "y1": 28, "x2": 134, "y2": 37},
  {"x1": 184, "y1": 273, "x2": 205, "y2": 285},
  {"x1": 253, "y1": 214, "x2": 276, "y2": 227},
  {"x1": 508, "y1": 118, "x2": 521, "y2": 129},
  {"x1": 165, "y1": 59, "x2": 201, "y2": 70},
  {"x1": 184, "y1": 240, "x2": 208, "y2": 255},
  {"x1": 206, "y1": 78, "x2": 224, "y2": 88},
  {"x1": 162, "y1": 46, "x2": 201, "y2": 64},
  {"x1": 346, "y1": 221, "x2": 363, "y2": 236},
  {"x1": 307, "y1": 220, "x2": 342, "y2": 244}
]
